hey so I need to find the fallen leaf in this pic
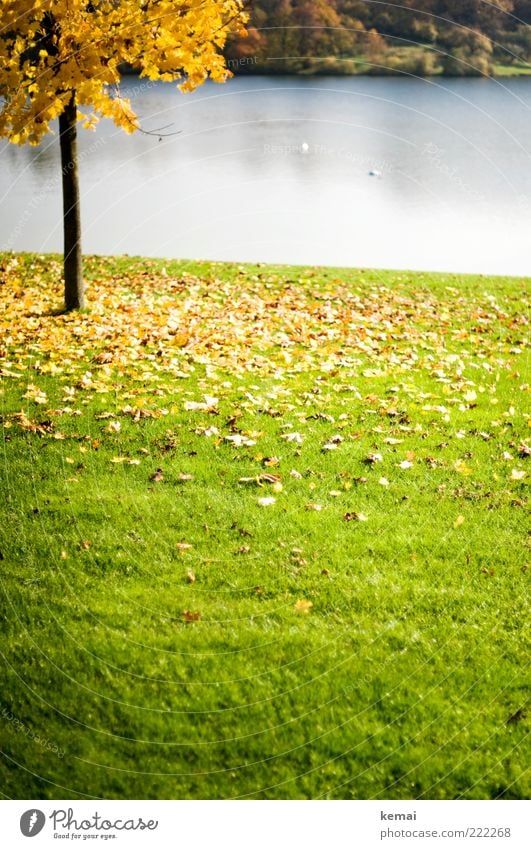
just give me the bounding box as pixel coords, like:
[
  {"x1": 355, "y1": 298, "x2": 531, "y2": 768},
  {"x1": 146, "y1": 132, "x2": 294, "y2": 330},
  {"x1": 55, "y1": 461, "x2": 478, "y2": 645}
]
[
  {"x1": 294, "y1": 599, "x2": 313, "y2": 614},
  {"x1": 454, "y1": 459, "x2": 472, "y2": 476},
  {"x1": 225, "y1": 433, "x2": 256, "y2": 447},
  {"x1": 281, "y1": 432, "x2": 304, "y2": 444},
  {"x1": 182, "y1": 610, "x2": 201, "y2": 622},
  {"x1": 262, "y1": 456, "x2": 280, "y2": 467}
]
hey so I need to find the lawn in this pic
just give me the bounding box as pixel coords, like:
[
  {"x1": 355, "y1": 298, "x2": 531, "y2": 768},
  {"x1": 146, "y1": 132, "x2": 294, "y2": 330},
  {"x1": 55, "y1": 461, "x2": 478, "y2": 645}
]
[{"x1": 0, "y1": 253, "x2": 529, "y2": 800}]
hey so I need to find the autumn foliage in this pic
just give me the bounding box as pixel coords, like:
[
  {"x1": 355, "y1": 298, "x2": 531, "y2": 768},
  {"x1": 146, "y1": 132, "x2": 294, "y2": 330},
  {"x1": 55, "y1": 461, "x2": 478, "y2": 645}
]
[{"x1": 0, "y1": 0, "x2": 248, "y2": 145}]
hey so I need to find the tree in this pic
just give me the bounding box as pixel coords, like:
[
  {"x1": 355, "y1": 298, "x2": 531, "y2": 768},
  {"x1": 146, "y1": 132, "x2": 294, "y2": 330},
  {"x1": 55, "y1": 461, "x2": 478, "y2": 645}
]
[{"x1": 0, "y1": 0, "x2": 248, "y2": 311}]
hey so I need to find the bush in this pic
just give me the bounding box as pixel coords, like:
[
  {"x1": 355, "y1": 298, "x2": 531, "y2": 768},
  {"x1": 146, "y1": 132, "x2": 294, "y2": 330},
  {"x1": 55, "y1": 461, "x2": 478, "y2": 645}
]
[
  {"x1": 441, "y1": 47, "x2": 492, "y2": 76},
  {"x1": 369, "y1": 49, "x2": 440, "y2": 77}
]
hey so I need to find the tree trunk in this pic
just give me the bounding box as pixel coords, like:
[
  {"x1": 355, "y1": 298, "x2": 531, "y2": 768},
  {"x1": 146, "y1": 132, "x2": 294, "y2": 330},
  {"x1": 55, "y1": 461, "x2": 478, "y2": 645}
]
[{"x1": 59, "y1": 94, "x2": 84, "y2": 311}]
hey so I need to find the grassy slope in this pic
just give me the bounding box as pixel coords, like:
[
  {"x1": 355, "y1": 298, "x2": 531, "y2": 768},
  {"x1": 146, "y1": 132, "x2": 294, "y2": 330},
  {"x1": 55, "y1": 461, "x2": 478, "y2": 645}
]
[{"x1": 0, "y1": 253, "x2": 529, "y2": 800}]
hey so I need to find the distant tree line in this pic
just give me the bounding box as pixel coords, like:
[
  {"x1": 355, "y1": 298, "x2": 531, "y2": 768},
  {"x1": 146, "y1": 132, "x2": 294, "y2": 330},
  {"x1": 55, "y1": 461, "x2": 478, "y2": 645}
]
[{"x1": 225, "y1": 1, "x2": 531, "y2": 76}]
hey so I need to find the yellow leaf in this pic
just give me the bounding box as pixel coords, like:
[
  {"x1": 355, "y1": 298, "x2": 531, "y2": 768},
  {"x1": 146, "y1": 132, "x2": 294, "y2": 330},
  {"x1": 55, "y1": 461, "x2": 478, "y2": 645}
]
[
  {"x1": 294, "y1": 599, "x2": 313, "y2": 614},
  {"x1": 454, "y1": 460, "x2": 472, "y2": 476}
]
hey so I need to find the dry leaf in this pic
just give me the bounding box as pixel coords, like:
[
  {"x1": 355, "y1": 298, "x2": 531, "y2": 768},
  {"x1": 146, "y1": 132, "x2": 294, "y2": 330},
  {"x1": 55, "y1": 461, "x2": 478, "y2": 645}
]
[
  {"x1": 182, "y1": 610, "x2": 201, "y2": 622},
  {"x1": 454, "y1": 460, "x2": 472, "y2": 476},
  {"x1": 281, "y1": 432, "x2": 304, "y2": 444},
  {"x1": 294, "y1": 599, "x2": 313, "y2": 614}
]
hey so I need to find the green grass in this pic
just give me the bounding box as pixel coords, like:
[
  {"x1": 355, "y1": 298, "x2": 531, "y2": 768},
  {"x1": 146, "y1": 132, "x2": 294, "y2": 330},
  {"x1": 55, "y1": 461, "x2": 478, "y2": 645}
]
[
  {"x1": 0, "y1": 253, "x2": 529, "y2": 800},
  {"x1": 492, "y1": 61, "x2": 531, "y2": 77}
]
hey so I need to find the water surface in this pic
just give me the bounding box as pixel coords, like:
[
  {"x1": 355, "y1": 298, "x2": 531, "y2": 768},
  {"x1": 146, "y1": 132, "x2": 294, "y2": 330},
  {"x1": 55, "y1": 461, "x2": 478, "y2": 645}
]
[{"x1": 2, "y1": 75, "x2": 531, "y2": 275}]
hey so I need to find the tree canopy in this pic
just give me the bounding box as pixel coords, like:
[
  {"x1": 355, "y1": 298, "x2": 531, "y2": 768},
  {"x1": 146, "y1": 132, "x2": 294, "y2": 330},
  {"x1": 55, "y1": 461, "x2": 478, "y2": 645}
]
[
  {"x1": 0, "y1": 0, "x2": 248, "y2": 146},
  {"x1": 225, "y1": 0, "x2": 531, "y2": 76}
]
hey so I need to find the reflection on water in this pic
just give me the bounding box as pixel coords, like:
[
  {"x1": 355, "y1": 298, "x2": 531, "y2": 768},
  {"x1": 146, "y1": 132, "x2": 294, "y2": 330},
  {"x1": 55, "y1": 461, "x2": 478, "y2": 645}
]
[{"x1": 1, "y1": 75, "x2": 531, "y2": 275}]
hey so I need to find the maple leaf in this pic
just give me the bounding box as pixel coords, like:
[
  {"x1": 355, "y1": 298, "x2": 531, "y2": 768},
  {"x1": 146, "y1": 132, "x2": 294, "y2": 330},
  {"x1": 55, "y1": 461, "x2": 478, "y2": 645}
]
[{"x1": 294, "y1": 599, "x2": 313, "y2": 614}]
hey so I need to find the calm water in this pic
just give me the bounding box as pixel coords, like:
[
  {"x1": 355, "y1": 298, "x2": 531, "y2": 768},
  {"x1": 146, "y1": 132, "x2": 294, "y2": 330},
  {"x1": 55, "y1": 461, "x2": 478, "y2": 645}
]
[{"x1": 2, "y1": 75, "x2": 531, "y2": 275}]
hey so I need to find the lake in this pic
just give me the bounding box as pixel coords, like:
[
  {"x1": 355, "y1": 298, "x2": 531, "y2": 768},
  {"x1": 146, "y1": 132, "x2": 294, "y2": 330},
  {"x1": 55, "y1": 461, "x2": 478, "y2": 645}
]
[{"x1": 2, "y1": 75, "x2": 531, "y2": 275}]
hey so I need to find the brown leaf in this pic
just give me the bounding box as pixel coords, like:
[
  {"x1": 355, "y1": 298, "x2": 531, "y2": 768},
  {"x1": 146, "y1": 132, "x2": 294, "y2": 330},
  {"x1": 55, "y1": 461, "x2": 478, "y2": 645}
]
[
  {"x1": 182, "y1": 610, "x2": 201, "y2": 622},
  {"x1": 262, "y1": 456, "x2": 280, "y2": 467}
]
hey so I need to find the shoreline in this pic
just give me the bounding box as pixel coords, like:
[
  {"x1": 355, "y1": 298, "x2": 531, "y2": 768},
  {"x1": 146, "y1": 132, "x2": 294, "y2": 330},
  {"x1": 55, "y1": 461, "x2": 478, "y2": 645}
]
[{"x1": 3, "y1": 252, "x2": 530, "y2": 285}]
